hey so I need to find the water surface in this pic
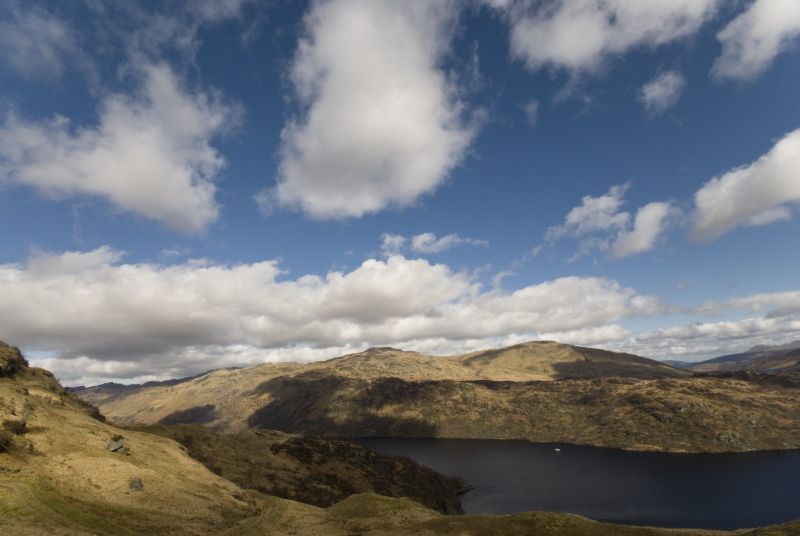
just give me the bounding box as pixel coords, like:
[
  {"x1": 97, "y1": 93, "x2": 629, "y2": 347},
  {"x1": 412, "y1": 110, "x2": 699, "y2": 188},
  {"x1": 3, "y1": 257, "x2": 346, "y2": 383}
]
[{"x1": 355, "y1": 438, "x2": 800, "y2": 530}]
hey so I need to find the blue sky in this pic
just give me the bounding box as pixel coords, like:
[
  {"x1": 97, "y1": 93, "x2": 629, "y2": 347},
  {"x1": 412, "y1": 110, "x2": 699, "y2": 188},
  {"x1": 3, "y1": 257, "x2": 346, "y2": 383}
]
[{"x1": 0, "y1": 0, "x2": 799, "y2": 385}]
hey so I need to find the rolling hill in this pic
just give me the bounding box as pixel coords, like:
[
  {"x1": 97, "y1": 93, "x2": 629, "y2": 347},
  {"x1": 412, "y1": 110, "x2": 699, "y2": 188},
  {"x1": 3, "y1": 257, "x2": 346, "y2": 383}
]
[
  {"x1": 74, "y1": 341, "x2": 800, "y2": 453},
  {"x1": 688, "y1": 341, "x2": 800, "y2": 374}
]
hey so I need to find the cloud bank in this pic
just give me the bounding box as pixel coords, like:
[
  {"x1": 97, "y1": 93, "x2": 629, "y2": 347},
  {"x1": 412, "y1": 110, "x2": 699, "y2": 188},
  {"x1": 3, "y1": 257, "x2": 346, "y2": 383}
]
[{"x1": 3, "y1": 246, "x2": 661, "y2": 384}]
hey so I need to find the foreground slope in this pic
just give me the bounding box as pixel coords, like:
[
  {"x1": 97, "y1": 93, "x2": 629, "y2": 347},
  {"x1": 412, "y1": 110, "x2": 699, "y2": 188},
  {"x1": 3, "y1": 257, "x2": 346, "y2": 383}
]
[
  {"x1": 76, "y1": 342, "x2": 800, "y2": 452},
  {"x1": 0, "y1": 342, "x2": 257, "y2": 535}
]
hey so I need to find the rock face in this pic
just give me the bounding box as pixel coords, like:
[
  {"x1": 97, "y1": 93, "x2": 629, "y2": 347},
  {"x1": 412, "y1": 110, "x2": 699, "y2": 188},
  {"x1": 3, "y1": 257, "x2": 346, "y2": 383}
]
[
  {"x1": 0, "y1": 341, "x2": 28, "y2": 376},
  {"x1": 136, "y1": 424, "x2": 468, "y2": 514}
]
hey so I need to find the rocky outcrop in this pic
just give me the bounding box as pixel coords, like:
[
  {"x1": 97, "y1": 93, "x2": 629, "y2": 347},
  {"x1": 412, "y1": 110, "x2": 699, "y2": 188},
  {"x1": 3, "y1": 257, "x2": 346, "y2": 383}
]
[{"x1": 0, "y1": 341, "x2": 28, "y2": 376}]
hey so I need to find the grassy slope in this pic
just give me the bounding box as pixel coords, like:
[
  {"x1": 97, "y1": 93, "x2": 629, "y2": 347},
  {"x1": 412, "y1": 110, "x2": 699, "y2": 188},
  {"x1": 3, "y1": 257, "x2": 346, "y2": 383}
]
[{"x1": 0, "y1": 363, "x2": 257, "y2": 535}]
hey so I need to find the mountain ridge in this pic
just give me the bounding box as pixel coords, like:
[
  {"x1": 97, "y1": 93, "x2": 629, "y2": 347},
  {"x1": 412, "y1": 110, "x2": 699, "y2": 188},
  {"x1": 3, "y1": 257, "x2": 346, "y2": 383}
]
[{"x1": 74, "y1": 340, "x2": 800, "y2": 453}]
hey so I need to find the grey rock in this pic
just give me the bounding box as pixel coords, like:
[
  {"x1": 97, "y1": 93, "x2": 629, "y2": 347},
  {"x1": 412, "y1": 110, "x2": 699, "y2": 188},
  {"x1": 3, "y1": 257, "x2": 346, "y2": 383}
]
[
  {"x1": 129, "y1": 477, "x2": 143, "y2": 492},
  {"x1": 107, "y1": 438, "x2": 129, "y2": 455}
]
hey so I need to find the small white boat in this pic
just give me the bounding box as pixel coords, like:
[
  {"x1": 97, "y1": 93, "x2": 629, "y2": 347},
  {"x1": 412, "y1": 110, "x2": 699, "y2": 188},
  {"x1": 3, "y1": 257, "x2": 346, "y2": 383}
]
[{"x1": 554, "y1": 448, "x2": 561, "y2": 453}]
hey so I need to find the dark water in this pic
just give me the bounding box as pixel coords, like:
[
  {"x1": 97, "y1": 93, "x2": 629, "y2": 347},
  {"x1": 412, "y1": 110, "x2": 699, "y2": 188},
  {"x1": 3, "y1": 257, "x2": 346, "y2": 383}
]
[{"x1": 355, "y1": 438, "x2": 800, "y2": 530}]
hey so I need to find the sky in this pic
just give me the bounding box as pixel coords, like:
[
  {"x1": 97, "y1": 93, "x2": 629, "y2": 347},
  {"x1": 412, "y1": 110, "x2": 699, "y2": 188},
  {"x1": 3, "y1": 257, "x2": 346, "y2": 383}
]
[{"x1": 0, "y1": 0, "x2": 799, "y2": 386}]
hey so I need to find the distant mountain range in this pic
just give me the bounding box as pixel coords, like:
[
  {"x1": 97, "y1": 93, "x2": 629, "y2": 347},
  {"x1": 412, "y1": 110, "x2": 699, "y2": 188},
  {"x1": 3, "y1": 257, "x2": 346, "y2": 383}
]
[
  {"x1": 667, "y1": 340, "x2": 800, "y2": 374},
  {"x1": 75, "y1": 340, "x2": 800, "y2": 453}
]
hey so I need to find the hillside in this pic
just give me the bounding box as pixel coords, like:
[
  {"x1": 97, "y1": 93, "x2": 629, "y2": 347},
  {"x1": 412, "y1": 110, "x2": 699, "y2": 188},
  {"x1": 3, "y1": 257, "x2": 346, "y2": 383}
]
[
  {"x1": 689, "y1": 341, "x2": 800, "y2": 374},
  {"x1": 130, "y1": 424, "x2": 469, "y2": 514},
  {"x1": 5, "y1": 340, "x2": 800, "y2": 534},
  {"x1": 76, "y1": 342, "x2": 688, "y2": 434},
  {"x1": 74, "y1": 341, "x2": 800, "y2": 453},
  {"x1": 0, "y1": 341, "x2": 258, "y2": 534}
]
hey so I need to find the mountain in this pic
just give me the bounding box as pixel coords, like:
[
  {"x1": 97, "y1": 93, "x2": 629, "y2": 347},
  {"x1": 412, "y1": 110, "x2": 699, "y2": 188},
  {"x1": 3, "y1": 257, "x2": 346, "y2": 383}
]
[
  {"x1": 75, "y1": 341, "x2": 800, "y2": 453},
  {"x1": 689, "y1": 340, "x2": 800, "y2": 374},
  {"x1": 5, "y1": 340, "x2": 800, "y2": 534}
]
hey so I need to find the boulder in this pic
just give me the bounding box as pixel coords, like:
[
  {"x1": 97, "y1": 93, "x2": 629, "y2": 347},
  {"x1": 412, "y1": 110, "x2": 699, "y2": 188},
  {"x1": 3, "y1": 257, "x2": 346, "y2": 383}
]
[
  {"x1": 129, "y1": 477, "x2": 144, "y2": 492},
  {"x1": 107, "y1": 438, "x2": 130, "y2": 455}
]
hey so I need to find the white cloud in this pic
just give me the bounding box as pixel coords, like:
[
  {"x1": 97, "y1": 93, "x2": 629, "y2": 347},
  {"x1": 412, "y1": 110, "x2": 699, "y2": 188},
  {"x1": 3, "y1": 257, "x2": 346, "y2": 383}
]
[
  {"x1": 411, "y1": 232, "x2": 488, "y2": 254},
  {"x1": 623, "y1": 314, "x2": 800, "y2": 362},
  {"x1": 692, "y1": 129, "x2": 800, "y2": 241},
  {"x1": 639, "y1": 70, "x2": 686, "y2": 115},
  {"x1": 0, "y1": 64, "x2": 238, "y2": 232},
  {"x1": 379, "y1": 234, "x2": 408, "y2": 256},
  {"x1": 548, "y1": 185, "x2": 675, "y2": 258},
  {"x1": 612, "y1": 202, "x2": 675, "y2": 258},
  {"x1": 379, "y1": 232, "x2": 487, "y2": 256},
  {"x1": 491, "y1": 0, "x2": 720, "y2": 74},
  {"x1": 547, "y1": 184, "x2": 630, "y2": 242},
  {"x1": 2, "y1": 246, "x2": 662, "y2": 384},
  {"x1": 713, "y1": 290, "x2": 800, "y2": 317},
  {"x1": 0, "y1": 5, "x2": 84, "y2": 80},
  {"x1": 713, "y1": 0, "x2": 800, "y2": 81},
  {"x1": 270, "y1": 0, "x2": 476, "y2": 219}
]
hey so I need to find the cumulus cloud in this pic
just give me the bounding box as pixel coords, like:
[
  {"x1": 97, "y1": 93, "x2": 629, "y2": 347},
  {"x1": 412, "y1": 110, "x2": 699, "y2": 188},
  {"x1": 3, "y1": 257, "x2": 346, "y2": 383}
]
[
  {"x1": 547, "y1": 184, "x2": 630, "y2": 241},
  {"x1": 489, "y1": 0, "x2": 720, "y2": 74},
  {"x1": 713, "y1": 0, "x2": 800, "y2": 81},
  {"x1": 639, "y1": 71, "x2": 686, "y2": 115},
  {"x1": 0, "y1": 63, "x2": 238, "y2": 232},
  {"x1": 692, "y1": 129, "x2": 800, "y2": 241},
  {"x1": 612, "y1": 202, "x2": 676, "y2": 258},
  {"x1": 0, "y1": 5, "x2": 85, "y2": 80},
  {"x1": 547, "y1": 185, "x2": 675, "y2": 259},
  {"x1": 270, "y1": 0, "x2": 476, "y2": 219},
  {"x1": 1, "y1": 246, "x2": 662, "y2": 384},
  {"x1": 381, "y1": 232, "x2": 488, "y2": 256}
]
